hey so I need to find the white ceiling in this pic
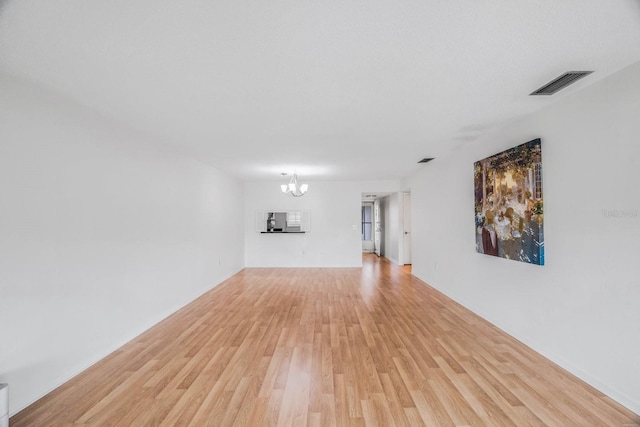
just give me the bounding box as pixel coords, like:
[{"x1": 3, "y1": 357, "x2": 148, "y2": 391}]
[{"x1": 2, "y1": 1, "x2": 640, "y2": 181}]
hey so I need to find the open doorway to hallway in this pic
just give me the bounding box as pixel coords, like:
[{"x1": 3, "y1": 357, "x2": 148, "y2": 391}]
[
  {"x1": 362, "y1": 193, "x2": 384, "y2": 255},
  {"x1": 361, "y1": 202, "x2": 374, "y2": 253},
  {"x1": 362, "y1": 191, "x2": 411, "y2": 265}
]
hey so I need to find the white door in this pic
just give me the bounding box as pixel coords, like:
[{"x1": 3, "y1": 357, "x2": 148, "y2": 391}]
[{"x1": 403, "y1": 193, "x2": 412, "y2": 264}]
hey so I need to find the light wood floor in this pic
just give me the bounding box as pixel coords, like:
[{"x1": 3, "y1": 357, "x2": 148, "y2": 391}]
[{"x1": 12, "y1": 255, "x2": 639, "y2": 426}]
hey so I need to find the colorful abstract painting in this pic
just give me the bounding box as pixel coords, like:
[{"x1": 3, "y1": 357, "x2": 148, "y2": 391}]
[{"x1": 474, "y1": 139, "x2": 544, "y2": 265}]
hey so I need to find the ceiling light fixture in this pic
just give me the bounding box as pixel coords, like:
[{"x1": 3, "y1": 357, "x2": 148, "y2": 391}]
[{"x1": 280, "y1": 172, "x2": 308, "y2": 197}]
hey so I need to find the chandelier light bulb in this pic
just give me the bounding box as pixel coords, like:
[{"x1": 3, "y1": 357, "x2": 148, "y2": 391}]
[{"x1": 281, "y1": 172, "x2": 309, "y2": 197}]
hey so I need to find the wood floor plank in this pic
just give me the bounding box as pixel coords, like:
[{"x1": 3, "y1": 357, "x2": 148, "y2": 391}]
[{"x1": 10, "y1": 255, "x2": 640, "y2": 426}]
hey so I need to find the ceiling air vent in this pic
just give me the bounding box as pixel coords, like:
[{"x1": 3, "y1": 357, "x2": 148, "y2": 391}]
[
  {"x1": 418, "y1": 158, "x2": 434, "y2": 164},
  {"x1": 530, "y1": 71, "x2": 593, "y2": 95}
]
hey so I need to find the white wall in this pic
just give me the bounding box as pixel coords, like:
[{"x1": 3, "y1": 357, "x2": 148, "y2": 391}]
[
  {"x1": 0, "y1": 73, "x2": 245, "y2": 415},
  {"x1": 245, "y1": 180, "x2": 402, "y2": 267},
  {"x1": 408, "y1": 61, "x2": 640, "y2": 413}
]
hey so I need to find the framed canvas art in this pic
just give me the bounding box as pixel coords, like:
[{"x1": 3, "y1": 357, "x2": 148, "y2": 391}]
[{"x1": 474, "y1": 138, "x2": 544, "y2": 265}]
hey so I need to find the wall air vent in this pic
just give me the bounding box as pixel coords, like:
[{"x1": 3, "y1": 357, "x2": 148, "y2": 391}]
[
  {"x1": 418, "y1": 158, "x2": 434, "y2": 164},
  {"x1": 530, "y1": 71, "x2": 593, "y2": 95}
]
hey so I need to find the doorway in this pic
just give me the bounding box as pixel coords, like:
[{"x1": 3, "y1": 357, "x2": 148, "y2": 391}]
[
  {"x1": 374, "y1": 199, "x2": 381, "y2": 256},
  {"x1": 361, "y1": 202, "x2": 374, "y2": 253}
]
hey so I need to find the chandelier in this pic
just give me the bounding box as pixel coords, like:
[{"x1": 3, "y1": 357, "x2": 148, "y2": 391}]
[{"x1": 280, "y1": 172, "x2": 308, "y2": 197}]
